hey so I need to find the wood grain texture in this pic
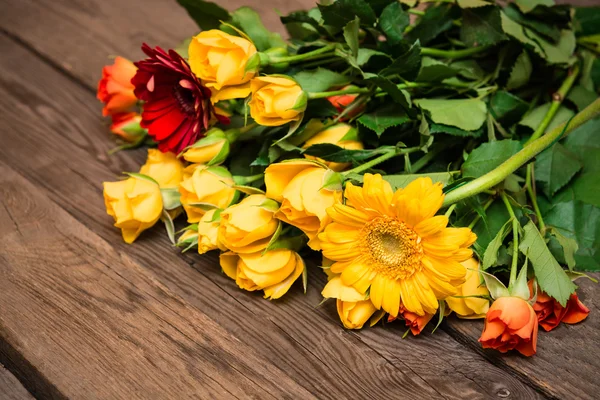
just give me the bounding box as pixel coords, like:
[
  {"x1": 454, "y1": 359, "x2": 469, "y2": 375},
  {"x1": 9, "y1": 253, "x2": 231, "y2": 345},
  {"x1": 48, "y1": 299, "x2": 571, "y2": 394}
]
[
  {"x1": 0, "y1": 0, "x2": 314, "y2": 90},
  {"x1": 444, "y1": 275, "x2": 600, "y2": 400},
  {"x1": 0, "y1": 365, "x2": 33, "y2": 400},
  {"x1": 0, "y1": 20, "x2": 544, "y2": 400}
]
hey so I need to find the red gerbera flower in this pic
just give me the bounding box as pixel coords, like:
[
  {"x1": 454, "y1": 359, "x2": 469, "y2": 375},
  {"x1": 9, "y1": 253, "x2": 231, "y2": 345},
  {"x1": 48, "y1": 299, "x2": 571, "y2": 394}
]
[{"x1": 132, "y1": 44, "x2": 212, "y2": 153}]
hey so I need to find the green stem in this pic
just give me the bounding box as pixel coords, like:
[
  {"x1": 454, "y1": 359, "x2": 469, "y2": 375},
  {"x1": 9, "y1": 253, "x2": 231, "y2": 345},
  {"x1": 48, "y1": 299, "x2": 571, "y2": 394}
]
[
  {"x1": 410, "y1": 146, "x2": 444, "y2": 173},
  {"x1": 525, "y1": 64, "x2": 580, "y2": 145},
  {"x1": 444, "y1": 204, "x2": 457, "y2": 218},
  {"x1": 525, "y1": 163, "x2": 546, "y2": 233},
  {"x1": 443, "y1": 97, "x2": 600, "y2": 206},
  {"x1": 408, "y1": 9, "x2": 425, "y2": 16},
  {"x1": 343, "y1": 147, "x2": 419, "y2": 175},
  {"x1": 501, "y1": 192, "x2": 519, "y2": 288},
  {"x1": 270, "y1": 44, "x2": 336, "y2": 64},
  {"x1": 309, "y1": 82, "x2": 440, "y2": 100},
  {"x1": 299, "y1": 56, "x2": 342, "y2": 70},
  {"x1": 467, "y1": 197, "x2": 495, "y2": 229},
  {"x1": 421, "y1": 45, "x2": 492, "y2": 60}
]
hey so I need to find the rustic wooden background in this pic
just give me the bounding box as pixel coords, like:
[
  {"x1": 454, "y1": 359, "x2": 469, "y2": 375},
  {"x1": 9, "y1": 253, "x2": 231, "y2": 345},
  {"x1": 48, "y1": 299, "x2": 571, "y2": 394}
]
[{"x1": 0, "y1": 0, "x2": 599, "y2": 399}]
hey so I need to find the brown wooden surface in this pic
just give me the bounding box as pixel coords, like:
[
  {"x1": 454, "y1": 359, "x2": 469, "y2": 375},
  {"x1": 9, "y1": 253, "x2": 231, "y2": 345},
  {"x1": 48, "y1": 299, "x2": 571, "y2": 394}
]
[
  {"x1": 0, "y1": 364, "x2": 33, "y2": 400},
  {"x1": 0, "y1": 0, "x2": 599, "y2": 399}
]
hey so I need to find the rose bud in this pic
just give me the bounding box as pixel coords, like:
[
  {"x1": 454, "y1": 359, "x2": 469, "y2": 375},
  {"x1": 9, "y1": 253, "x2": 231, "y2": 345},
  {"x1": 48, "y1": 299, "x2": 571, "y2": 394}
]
[
  {"x1": 479, "y1": 297, "x2": 538, "y2": 356},
  {"x1": 97, "y1": 56, "x2": 137, "y2": 116},
  {"x1": 139, "y1": 149, "x2": 185, "y2": 189},
  {"x1": 197, "y1": 209, "x2": 226, "y2": 254},
  {"x1": 446, "y1": 258, "x2": 490, "y2": 319},
  {"x1": 327, "y1": 86, "x2": 364, "y2": 120},
  {"x1": 103, "y1": 176, "x2": 163, "y2": 244},
  {"x1": 220, "y1": 249, "x2": 305, "y2": 299},
  {"x1": 182, "y1": 128, "x2": 230, "y2": 166},
  {"x1": 529, "y1": 280, "x2": 590, "y2": 331},
  {"x1": 179, "y1": 165, "x2": 237, "y2": 223},
  {"x1": 388, "y1": 305, "x2": 435, "y2": 336},
  {"x1": 249, "y1": 76, "x2": 307, "y2": 126},
  {"x1": 322, "y1": 276, "x2": 377, "y2": 330},
  {"x1": 265, "y1": 160, "x2": 342, "y2": 250},
  {"x1": 218, "y1": 194, "x2": 280, "y2": 254},
  {"x1": 109, "y1": 112, "x2": 144, "y2": 142},
  {"x1": 188, "y1": 30, "x2": 257, "y2": 102}
]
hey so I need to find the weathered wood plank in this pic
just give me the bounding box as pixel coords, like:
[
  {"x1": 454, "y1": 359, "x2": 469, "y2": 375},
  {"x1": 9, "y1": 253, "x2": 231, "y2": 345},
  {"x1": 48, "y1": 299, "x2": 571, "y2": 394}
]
[
  {"x1": 0, "y1": 30, "x2": 546, "y2": 399},
  {"x1": 0, "y1": 162, "x2": 325, "y2": 399},
  {"x1": 0, "y1": 365, "x2": 33, "y2": 400},
  {"x1": 0, "y1": 0, "x2": 313, "y2": 90},
  {"x1": 0, "y1": 34, "x2": 449, "y2": 399},
  {"x1": 444, "y1": 275, "x2": 600, "y2": 400}
]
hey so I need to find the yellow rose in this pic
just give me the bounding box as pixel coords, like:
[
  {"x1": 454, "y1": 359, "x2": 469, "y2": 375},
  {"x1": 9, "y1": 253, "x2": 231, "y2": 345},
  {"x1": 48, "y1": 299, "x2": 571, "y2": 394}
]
[
  {"x1": 249, "y1": 76, "x2": 307, "y2": 126},
  {"x1": 188, "y1": 30, "x2": 257, "y2": 102},
  {"x1": 322, "y1": 276, "x2": 377, "y2": 329},
  {"x1": 303, "y1": 123, "x2": 364, "y2": 172},
  {"x1": 198, "y1": 209, "x2": 225, "y2": 254},
  {"x1": 179, "y1": 164, "x2": 238, "y2": 223},
  {"x1": 182, "y1": 128, "x2": 229, "y2": 165},
  {"x1": 218, "y1": 194, "x2": 280, "y2": 253},
  {"x1": 446, "y1": 258, "x2": 490, "y2": 319},
  {"x1": 220, "y1": 249, "x2": 305, "y2": 299},
  {"x1": 139, "y1": 149, "x2": 184, "y2": 188},
  {"x1": 265, "y1": 160, "x2": 342, "y2": 250},
  {"x1": 103, "y1": 177, "x2": 163, "y2": 244}
]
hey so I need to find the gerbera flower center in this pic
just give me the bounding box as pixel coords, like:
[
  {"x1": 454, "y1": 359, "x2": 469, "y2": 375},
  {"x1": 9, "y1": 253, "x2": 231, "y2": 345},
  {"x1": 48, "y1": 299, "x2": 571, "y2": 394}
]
[
  {"x1": 172, "y1": 86, "x2": 196, "y2": 115},
  {"x1": 360, "y1": 216, "x2": 423, "y2": 280}
]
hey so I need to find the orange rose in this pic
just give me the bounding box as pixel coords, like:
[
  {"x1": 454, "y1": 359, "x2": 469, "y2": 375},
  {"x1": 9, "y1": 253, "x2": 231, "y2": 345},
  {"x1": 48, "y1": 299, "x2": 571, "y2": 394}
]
[
  {"x1": 479, "y1": 297, "x2": 538, "y2": 356},
  {"x1": 388, "y1": 305, "x2": 434, "y2": 336},
  {"x1": 97, "y1": 56, "x2": 138, "y2": 116},
  {"x1": 327, "y1": 86, "x2": 364, "y2": 120},
  {"x1": 530, "y1": 281, "x2": 589, "y2": 331}
]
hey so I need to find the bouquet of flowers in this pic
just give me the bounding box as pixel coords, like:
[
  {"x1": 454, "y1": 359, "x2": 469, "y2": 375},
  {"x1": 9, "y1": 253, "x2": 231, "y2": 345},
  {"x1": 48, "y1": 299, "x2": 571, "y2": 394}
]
[{"x1": 98, "y1": 0, "x2": 600, "y2": 356}]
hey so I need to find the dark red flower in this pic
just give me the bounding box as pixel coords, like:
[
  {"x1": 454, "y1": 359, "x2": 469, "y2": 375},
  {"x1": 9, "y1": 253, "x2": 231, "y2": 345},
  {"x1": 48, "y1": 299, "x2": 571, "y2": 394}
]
[{"x1": 132, "y1": 44, "x2": 212, "y2": 153}]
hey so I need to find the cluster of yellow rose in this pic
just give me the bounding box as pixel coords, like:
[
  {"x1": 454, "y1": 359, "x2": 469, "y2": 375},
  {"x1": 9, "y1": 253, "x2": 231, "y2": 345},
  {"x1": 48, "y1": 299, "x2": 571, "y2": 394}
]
[{"x1": 188, "y1": 30, "x2": 307, "y2": 126}]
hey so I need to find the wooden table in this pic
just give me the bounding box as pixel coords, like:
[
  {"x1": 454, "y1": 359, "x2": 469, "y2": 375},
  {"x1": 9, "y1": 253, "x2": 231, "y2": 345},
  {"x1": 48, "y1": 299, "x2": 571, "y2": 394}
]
[{"x1": 0, "y1": 0, "x2": 599, "y2": 398}]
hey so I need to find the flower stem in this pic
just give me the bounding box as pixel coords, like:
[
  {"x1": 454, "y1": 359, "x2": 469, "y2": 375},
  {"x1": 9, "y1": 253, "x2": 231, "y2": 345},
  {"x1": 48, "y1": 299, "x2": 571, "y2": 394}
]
[
  {"x1": 444, "y1": 204, "x2": 457, "y2": 218},
  {"x1": 443, "y1": 97, "x2": 600, "y2": 206},
  {"x1": 343, "y1": 147, "x2": 419, "y2": 176},
  {"x1": 410, "y1": 146, "x2": 444, "y2": 173},
  {"x1": 467, "y1": 196, "x2": 495, "y2": 229},
  {"x1": 270, "y1": 44, "x2": 336, "y2": 64},
  {"x1": 525, "y1": 163, "x2": 546, "y2": 233},
  {"x1": 308, "y1": 87, "x2": 370, "y2": 100},
  {"x1": 524, "y1": 63, "x2": 580, "y2": 145},
  {"x1": 501, "y1": 192, "x2": 520, "y2": 288},
  {"x1": 421, "y1": 45, "x2": 492, "y2": 60}
]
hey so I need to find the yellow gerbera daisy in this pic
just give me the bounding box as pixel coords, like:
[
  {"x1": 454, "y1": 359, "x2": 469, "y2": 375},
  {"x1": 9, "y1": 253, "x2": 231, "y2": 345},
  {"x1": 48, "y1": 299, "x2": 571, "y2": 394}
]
[{"x1": 318, "y1": 174, "x2": 476, "y2": 317}]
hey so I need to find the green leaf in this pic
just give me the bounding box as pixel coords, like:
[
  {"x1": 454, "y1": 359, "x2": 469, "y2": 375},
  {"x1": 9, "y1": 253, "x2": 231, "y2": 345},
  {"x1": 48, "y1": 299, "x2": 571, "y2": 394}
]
[
  {"x1": 294, "y1": 68, "x2": 351, "y2": 93},
  {"x1": 544, "y1": 200, "x2": 600, "y2": 271},
  {"x1": 160, "y1": 188, "x2": 182, "y2": 211},
  {"x1": 489, "y1": 91, "x2": 529, "y2": 126},
  {"x1": 363, "y1": 74, "x2": 411, "y2": 109},
  {"x1": 566, "y1": 85, "x2": 597, "y2": 111},
  {"x1": 379, "y1": 2, "x2": 409, "y2": 44},
  {"x1": 501, "y1": 12, "x2": 576, "y2": 64},
  {"x1": 519, "y1": 220, "x2": 576, "y2": 306},
  {"x1": 343, "y1": 17, "x2": 360, "y2": 59},
  {"x1": 548, "y1": 227, "x2": 578, "y2": 271},
  {"x1": 125, "y1": 172, "x2": 159, "y2": 186},
  {"x1": 357, "y1": 104, "x2": 411, "y2": 136},
  {"x1": 482, "y1": 272, "x2": 510, "y2": 299},
  {"x1": 176, "y1": 0, "x2": 230, "y2": 30},
  {"x1": 347, "y1": 172, "x2": 455, "y2": 190},
  {"x1": 457, "y1": 0, "x2": 492, "y2": 8},
  {"x1": 231, "y1": 7, "x2": 286, "y2": 51},
  {"x1": 415, "y1": 98, "x2": 487, "y2": 131},
  {"x1": 519, "y1": 103, "x2": 575, "y2": 133},
  {"x1": 280, "y1": 11, "x2": 332, "y2": 39},
  {"x1": 356, "y1": 48, "x2": 392, "y2": 67},
  {"x1": 534, "y1": 143, "x2": 582, "y2": 197},
  {"x1": 463, "y1": 139, "x2": 523, "y2": 178},
  {"x1": 429, "y1": 123, "x2": 483, "y2": 138},
  {"x1": 574, "y1": 7, "x2": 600, "y2": 36},
  {"x1": 510, "y1": 259, "x2": 531, "y2": 300},
  {"x1": 318, "y1": 0, "x2": 377, "y2": 31},
  {"x1": 416, "y1": 57, "x2": 458, "y2": 82},
  {"x1": 365, "y1": 0, "x2": 395, "y2": 14},
  {"x1": 563, "y1": 117, "x2": 600, "y2": 173},
  {"x1": 450, "y1": 60, "x2": 485, "y2": 81},
  {"x1": 380, "y1": 41, "x2": 422, "y2": 80},
  {"x1": 303, "y1": 143, "x2": 391, "y2": 163},
  {"x1": 514, "y1": 0, "x2": 554, "y2": 14},
  {"x1": 405, "y1": 4, "x2": 457, "y2": 46},
  {"x1": 482, "y1": 218, "x2": 513, "y2": 270},
  {"x1": 473, "y1": 200, "x2": 511, "y2": 254},
  {"x1": 506, "y1": 50, "x2": 532, "y2": 90},
  {"x1": 460, "y1": 5, "x2": 508, "y2": 47},
  {"x1": 503, "y1": 5, "x2": 560, "y2": 43},
  {"x1": 571, "y1": 173, "x2": 600, "y2": 208},
  {"x1": 161, "y1": 209, "x2": 176, "y2": 245}
]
